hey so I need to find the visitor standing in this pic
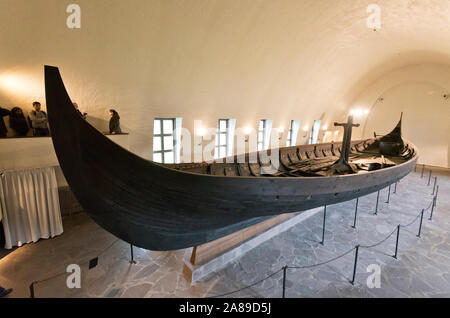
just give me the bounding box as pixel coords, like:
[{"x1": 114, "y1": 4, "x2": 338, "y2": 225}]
[
  {"x1": 29, "y1": 102, "x2": 49, "y2": 137},
  {"x1": 109, "y1": 109, "x2": 121, "y2": 135},
  {"x1": 9, "y1": 107, "x2": 29, "y2": 136}
]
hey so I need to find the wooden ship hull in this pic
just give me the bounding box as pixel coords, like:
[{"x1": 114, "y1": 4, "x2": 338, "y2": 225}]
[{"x1": 44, "y1": 66, "x2": 418, "y2": 251}]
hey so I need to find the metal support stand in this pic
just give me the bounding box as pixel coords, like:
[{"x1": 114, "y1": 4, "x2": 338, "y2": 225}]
[
  {"x1": 352, "y1": 197, "x2": 359, "y2": 229},
  {"x1": 386, "y1": 185, "x2": 391, "y2": 204},
  {"x1": 320, "y1": 206, "x2": 327, "y2": 245},
  {"x1": 429, "y1": 196, "x2": 436, "y2": 221},
  {"x1": 393, "y1": 225, "x2": 400, "y2": 259},
  {"x1": 29, "y1": 282, "x2": 35, "y2": 298},
  {"x1": 282, "y1": 266, "x2": 287, "y2": 298},
  {"x1": 427, "y1": 170, "x2": 432, "y2": 186},
  {"x1": 374, "y1": 190, "x2": 380, "y2": 215},
  {"x1": 421, "y1": 164, "x2": 425, "y2": 178},
  {"x1": 432, "y1": 177, "x2": 437, "y2": 195},
  {"x1": 130, "y1": 244, "x2": 136, "y2": 264},
  {"x1": 393, "y1": 182, "x2": 397, "y2": 194},
  {"x1": 350, "y1": 245, "x2": 359, "y2": 285},
  {"x1": 417, "y1": 209, "x2": 424, "y2": 238}
]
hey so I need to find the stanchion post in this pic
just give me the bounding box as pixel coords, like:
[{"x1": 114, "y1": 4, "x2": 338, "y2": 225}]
[
  {"x1": 374, "y1": 190, "x2": 380, "y2": 215},
  {"x1": 350, "y1": 245, "x2": 359, "y2": 285},
  {"x1": 421, "y1": 164, "x2": 425, "y2": 178},
  {"x1": 386, "y1": 185, "x2": 391, "y2": 203},
  {"x1": 29, "y1": 282, "x2": 35, "y2": 298},
  {"x1": 393, "y1": 225, "x2": 400, "y2": 259},
  {"x1": 427, "y1": 170, "x2": 432, "y2": 186},
  {"x1": 352, "y1": 197, "x2": 359, "y2": 229},
  {"x1": 417, "y1": 209, "x2": 424, "y2": 238},
  {"x1": 320, "y1": 205, "x2": 327, "y2": 245},
  {"x1": 130, "y1": 244, "x2": 136, "y2": 264},
  {"x1": 432, "y1": 177, "x2": 437, "y2": 195},
  {"x1": 282, "y1": 266, "x2": 287, "y2": 298},
  {"x1": 434, "y1": 185, "x2": 439, "y2": 211},
  {"x1": 429, "y1": 196, "x2": 436, "y2": 221}
]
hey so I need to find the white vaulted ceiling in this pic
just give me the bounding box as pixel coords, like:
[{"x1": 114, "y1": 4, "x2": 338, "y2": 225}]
[{"x1": 0, "y1": 0, "x2": 449, "y2": 160}]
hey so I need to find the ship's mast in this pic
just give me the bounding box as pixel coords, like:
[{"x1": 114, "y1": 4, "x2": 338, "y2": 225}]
[{"x1": 332, "y1": 116, "x2": 360, "y2": 174}]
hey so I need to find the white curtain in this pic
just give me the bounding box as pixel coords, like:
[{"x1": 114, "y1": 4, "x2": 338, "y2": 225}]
[{"x1": 0, "y1": 167, "x2": 63, "y2": 249}]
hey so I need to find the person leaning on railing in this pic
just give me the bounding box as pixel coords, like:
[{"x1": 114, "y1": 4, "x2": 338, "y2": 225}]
[
  {"x1": 9, "y1": 107, "x2": 29, "y2": 137},
  {"x1": 0, "y1": 106, "x2": 11, "y2": 138},
  {"x1": 109, "y1": 109, "x2": 122, "y2": 135},
  {"x1": 29, "y1": 101, "x2": 50, "y2": 137}
]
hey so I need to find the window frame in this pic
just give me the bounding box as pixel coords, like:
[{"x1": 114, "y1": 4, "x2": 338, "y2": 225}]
[
  {"x1": 287, "y1": 120, "x2": 293, "y2": 147},
  {"x1": 257, "y1": 119, "x2": 266, "y2": 151},
  {"x1": 215, "y1": 119, "x2": 229, "y2": 159},
  {"x1": 286, "y1": 120, "x2": 300, "y2": 147},
  {"x1": 309, "y1": 120, "x2": 322, "y2": 145},
  {"x1": 153, "y1": 118, "x2": 176, "y2": 163}
]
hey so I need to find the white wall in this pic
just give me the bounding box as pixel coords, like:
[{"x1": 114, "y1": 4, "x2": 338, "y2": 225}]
[
  {"x1": 0, "y1": 135, "x2": 130, "y2": 187},
  {"x1": 1, "y1": 1, "x2": 450, "y2": 164},
  {"x1": 349, "y1": 64, "x2": 450, "y2": 168}
]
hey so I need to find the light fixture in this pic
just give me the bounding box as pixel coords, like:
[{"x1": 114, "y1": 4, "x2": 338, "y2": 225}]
[
  {"x1": 0, "y1": 73, "x2": 42, "y2": 96},
  {"x1": 349, "y1": 108, "x2": 369, "y2": 117},
  {"x1": 244, "y1": 126, "x2": 253, "y2": 135},
  {"x1": 0, "y1": 75, "x2": 21, "y2": 91},
  {"x1": 196, "y1": 127, "x2": 206, "y2": 136}
]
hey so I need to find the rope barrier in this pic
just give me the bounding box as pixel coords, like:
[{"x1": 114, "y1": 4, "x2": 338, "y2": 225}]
[
  {"x1": 399, "y1": 227, "x2": 419, "y2": 236},
  {"x1": 29, "y1": 238, "x2": 120, "y2": 297},
  {"x1": 400, "y1": 200, "x2": 432, "y2": 228},
  {"x1": 208, "y1": 268, "x2": 284, "y2": 298},
  {"x1": 359, "y1": 227, "x2": 398, "y2": 249},
  {"x1": 31, "y1": 268, "x2": 69, "y2": 286},
  {"x1": 28, "y1": 174, "x2": 440, "y2": 298},
  {"x1": 207, "y1": 187, "x2": 438, "y2": 298},
  {"x1": 423, "y1": 198, "x2": 434, "y2": 212},
  {"x1": 288, "y1": 247, "x2": 356, "y2": 269},
  {"x1": 208, "y1": 246, "x2": 357, "y2": 298}
]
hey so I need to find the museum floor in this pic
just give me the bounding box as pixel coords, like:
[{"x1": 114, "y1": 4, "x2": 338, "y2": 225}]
[{"x1": 0, "y1": 167, "x2": 449, "y2": 298}]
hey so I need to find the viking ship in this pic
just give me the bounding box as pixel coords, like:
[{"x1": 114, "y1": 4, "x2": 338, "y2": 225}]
[{"x1": 45, "y1": 66, "x2": 418, "y2": 251}]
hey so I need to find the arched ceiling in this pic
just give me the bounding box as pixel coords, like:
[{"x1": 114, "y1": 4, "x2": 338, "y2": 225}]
[{"x1": 1, "y1": 0, "x2": 449, "y2": 154}]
